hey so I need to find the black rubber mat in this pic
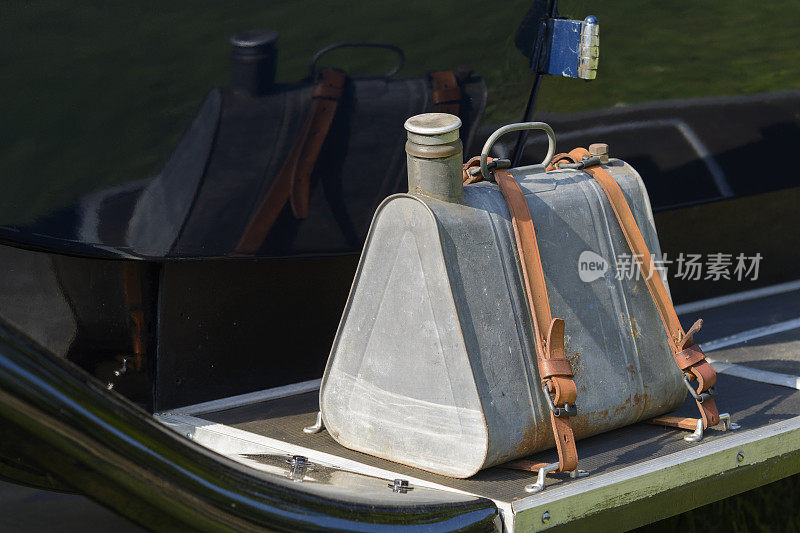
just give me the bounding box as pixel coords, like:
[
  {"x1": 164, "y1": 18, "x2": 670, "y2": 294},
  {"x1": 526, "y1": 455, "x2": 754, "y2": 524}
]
[{"x1": 203, "y1": 372, "x2": 800, "y2": 503}]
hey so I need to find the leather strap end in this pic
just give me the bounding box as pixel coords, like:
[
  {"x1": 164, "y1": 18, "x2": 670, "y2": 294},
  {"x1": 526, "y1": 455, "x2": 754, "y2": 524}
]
[
  {"x1": 540, "y1": 318, "x2": 573, "y2": 380},
  {"x1": 312, "y1": 69, "x2": 346, "y2": 100},
  {"x1": 685, "y1": 357, "x2": 720, "y2": 428},
  {"x1": 430, "y1": 70, "x2": 461, "y2": 114},
  {"x1": 432, "y1": 86, "x2": 462, "y2": 104},
  {"x1": 312, "y1": 83, "x2": 344, "y2": 100},
  {"x1": 549, "y1": 376, "x2": 578, "y2": 406},
  {"x1": 650, "y1": 415, "x2": 700, "y2": 431},
  {"x1": 679, "y1": 318, "x2": 704, "y2": 350},
  {"x1": 673, "y1": 343, "x2": 706, "y2": 371},
  {"x1": 551, "y1": 414, "x2": 578, "y2": 472},
  {"x1": 699, "y1": 397, "x2": 721, "y2": 428},
  {"x1": 546, "y1": 318, "x2": 567, "y2": 360},
  {"x1": 690, "y1": 360, "x2": 718, "y2": 392},
  {"x1": 290, "y1": 192, "x2": 310, "y2": 219}
]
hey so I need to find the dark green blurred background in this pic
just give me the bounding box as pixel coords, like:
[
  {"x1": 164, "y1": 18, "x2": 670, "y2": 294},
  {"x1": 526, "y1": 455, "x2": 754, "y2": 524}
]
[{"x1": 2, "y1": 1, "x2": 799, "y2": 226}]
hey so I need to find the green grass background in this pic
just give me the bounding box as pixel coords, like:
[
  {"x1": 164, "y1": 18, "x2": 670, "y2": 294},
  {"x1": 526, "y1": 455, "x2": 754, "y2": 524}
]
[{"x1": 2, "y1": 2, "x2": 800, "y2": 529}]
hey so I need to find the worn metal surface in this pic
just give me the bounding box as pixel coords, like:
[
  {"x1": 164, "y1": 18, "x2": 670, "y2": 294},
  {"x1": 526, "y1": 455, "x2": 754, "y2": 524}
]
[
  {"x1": 320, "y1": 158, "x2": 686, "y2": 478},
  {"x1": 404, "y1": 113, "x2": 464, "y2": 203}
]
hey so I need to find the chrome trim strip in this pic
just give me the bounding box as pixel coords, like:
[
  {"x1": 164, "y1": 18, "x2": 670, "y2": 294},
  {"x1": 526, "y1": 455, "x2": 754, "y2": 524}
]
[
  {"x1": 675, "y1": 279, "x2": 800, "y2": 315},
  {"x1": 156, "y1": 411, "x2": 516, "y2": 530},
  {"x1": 159, "y1": 378, "x2": 321, "y2": 417},
  {"x1": 708, "y1": 359, "x2": 800, "y2": 390},
  {"x1": 550, "y1": 118, "x2": 732, "y2": 197},
  {"x1": 700, "y1": 317, "x2": 800, "y2": 353}
]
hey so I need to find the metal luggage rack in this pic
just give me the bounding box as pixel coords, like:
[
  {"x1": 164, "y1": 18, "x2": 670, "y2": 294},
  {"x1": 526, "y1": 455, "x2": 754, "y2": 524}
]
[{"x1": 157, "y1": 279, "x2": 800, "y2": 531}]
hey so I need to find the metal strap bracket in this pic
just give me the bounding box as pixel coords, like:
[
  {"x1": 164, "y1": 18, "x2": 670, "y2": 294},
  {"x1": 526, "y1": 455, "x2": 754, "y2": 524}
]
[
  {"x1": 683, "y1": 413, "x2": 740, "y2": 442},
  {"x1": 303, "y1": 411, "x2": 325, "y2": 434},
  {"x1": 525, "y1": 462, "x2": 589, "y2": 493}
]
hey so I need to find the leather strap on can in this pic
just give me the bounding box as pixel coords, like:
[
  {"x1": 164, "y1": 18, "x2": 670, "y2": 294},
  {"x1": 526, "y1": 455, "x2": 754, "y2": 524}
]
[
  {"x1": 236, "y1": 68, "x2": 346, "y2": 254},
  {"x1": 553, "y1": 148, "x2": 721, "y2": 430},
  {"x1": 469, "y1": 162, "x2": 578, "y2": 472},
  {"x1": 430, "y1": 70, "x2": 461, "y2": 115}
]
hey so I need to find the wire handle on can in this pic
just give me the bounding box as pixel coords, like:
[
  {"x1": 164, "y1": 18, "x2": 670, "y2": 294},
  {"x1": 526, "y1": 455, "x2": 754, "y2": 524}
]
[
  {"x1": 480, "y1": 122, "x2": 556, "y2": 180},
  {"x1": 310, "y1": 42, "x2": 404, "y2": 79}
]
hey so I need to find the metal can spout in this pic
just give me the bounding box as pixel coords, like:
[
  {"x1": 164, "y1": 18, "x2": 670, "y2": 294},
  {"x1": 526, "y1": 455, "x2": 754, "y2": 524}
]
[{"x1": 404, "y1": 113, "x2": 464, "y2": 203}]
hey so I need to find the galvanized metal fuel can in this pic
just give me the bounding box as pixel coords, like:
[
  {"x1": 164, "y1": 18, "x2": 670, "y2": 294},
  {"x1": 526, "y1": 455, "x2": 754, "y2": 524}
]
[{"x1": 319, "y1": 114, "x2": 685, "y2": 478}]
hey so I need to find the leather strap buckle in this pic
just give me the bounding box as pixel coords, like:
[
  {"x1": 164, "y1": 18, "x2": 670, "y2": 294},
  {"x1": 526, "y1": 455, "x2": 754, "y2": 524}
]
[
  {"x1": 542, "y1": 382, "x2": 577, "y2": 417},
  {"x1": 683, "y1": 374, "x2": 717, "y2": 404}
]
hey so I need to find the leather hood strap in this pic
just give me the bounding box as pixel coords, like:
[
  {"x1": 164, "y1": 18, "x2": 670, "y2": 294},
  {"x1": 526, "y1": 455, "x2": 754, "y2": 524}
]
[
  {"x1": 236, "y1": 68, "x2": 460, "y2": 255},
  {"x1": 430, "y1": 70, "x2": 461, "y2": 115},
  {"x1": 236, "y1": 68, "x2": 346, "y2": 254},
  {"x1": 494, "y1": 168, "x2": 579, "y2": 473},
  {"x1": 564, "y1": 148, "x2": 720, "y2": 429}
]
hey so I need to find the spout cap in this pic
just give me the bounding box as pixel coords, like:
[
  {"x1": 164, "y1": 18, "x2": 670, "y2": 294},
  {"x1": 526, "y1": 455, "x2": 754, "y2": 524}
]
[
  {"x1": 230, "y1": 30, "x2": 279, "y2": 54},
  {"x1": 404, "y1": 113, "x2": 461, "y2": 145},
  {"x1": 230, "y1": 29, "x2": 279, "y2": 97}
]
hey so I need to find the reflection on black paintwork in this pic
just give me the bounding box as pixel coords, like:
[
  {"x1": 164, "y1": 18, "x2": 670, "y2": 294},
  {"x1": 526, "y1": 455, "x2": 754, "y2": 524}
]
[
  {"x1": 0, "y1": 1, "x2": 798, "y2": 412},
  {"x1": 2, "y1": 1, "x2": 798, "y2": 259},
  {"x1": 1, "y1": 30, "x2": 487, "y2": 259},
  {"x1": 0, "y1": 245, "x2": 156, "y2": 408}
]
